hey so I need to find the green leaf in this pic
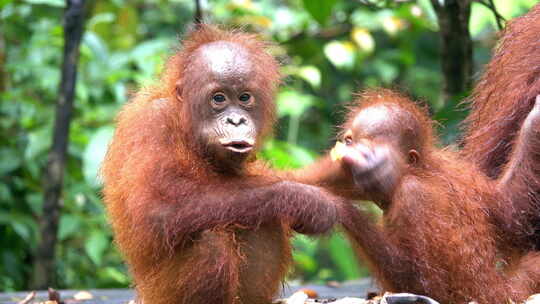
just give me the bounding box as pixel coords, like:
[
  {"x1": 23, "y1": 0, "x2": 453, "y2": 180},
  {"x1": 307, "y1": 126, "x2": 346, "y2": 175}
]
[
  {"x1": 12, "y1": 222, "x2": 31, "y2": 241},
  {"x1": 287, "y1": 145, "x2": 315, "y2": 167},
  {"x1": 298, "y1": 66, "x2": 322, "y2": 88},
  {"x1": 0, "y1": 0, "x2": 14, "y2": 9},
  {"x1": 25, "y1": 128, "x2": 51, "y2": 160},
  {"x1": 292, "y1": 235, "x2": 319, "y2": 273},
  {"x1": 351, "y1": 9, "x2": 379, "y2": 30},
  {"x1": 260, "y1": 140, "x2": 294, "y2": 168},
  {"x1": 373, "y1": 58, "x2": 399, "y2": 84},
  {"x1": 23, "y1": 0, "x2": 64, "y2": 7},
  {"x1": 0, "y1": 213, "x2": 9, "y2": 224},
  {"x1": 83, "y1": 126, "x2": 114, "y2": 187},
  {"x1": 0, "y1": 148, "x2": 21, "y2": 175},
  {"x1": 416, "y1": 0, "x2": 438, "y2": 26},
  {"x1": 99, "y1": 267, "x2": 129, "y2": 284},
  {"x1": 130, "y1": 39, "x2": 171, "y2": 59},
  {"x1": 260, "y1": 140, "x2": 316, "y2": 169},
  {"x1": 293, "y1": 251, "x2": 318, "y2": 273},
  {"x1": 58, "y1": 214, "x2": 80, "y2": 241},
  {"x1": 7, "y1": 214, "x2": 37, "y2": 242},
  {"x1": 0, "y1": 184, "x2": 11, "y2": 202},
  {"x1": 277, "y1": 90, "x2": 315, "y2": 117},
  {"x1": 84, "y1": 32, "x2": 109, "y2": 63},
  {"x1": 130, "y1": 39, "x2": 171, "y2": 81},
  {"x1": 324, "y1": 40, "x2": 356, "y2": 69},
  {"x1": 302, "y1": 0, "x2": 337, "y2": 25},
  {"x1": 85, "y1": 232, "x2": 109, "y2": 265},
  {"x1": 328, "y1": 233, "x2": 361, "y2": 279},
  {"x1": 113, "y1": 83, "x2": 126, "y2": 103},
  {"x1": 26, "y1": 192, "x2": 43, "y2": 216},
  {"x1": 293, "y1": 234, "x2": 319, "y2": 255},
  {"x1": 88, "y1": 12, "x2": 116, "y2": 29}
]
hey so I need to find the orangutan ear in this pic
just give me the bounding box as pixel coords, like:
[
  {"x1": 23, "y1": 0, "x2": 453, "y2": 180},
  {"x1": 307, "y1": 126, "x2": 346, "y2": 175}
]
[
  {"x1": 408, "y1": 149, "x2": 420, "y2": 165},
  {"x1": 175, "y1": 80, "x2": 184, "y2": 101}
]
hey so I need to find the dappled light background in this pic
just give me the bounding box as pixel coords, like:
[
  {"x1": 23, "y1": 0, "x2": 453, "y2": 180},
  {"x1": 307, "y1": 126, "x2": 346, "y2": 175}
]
[{"x1": 0, "y1": 0, "x2": 537, "y2": 291}]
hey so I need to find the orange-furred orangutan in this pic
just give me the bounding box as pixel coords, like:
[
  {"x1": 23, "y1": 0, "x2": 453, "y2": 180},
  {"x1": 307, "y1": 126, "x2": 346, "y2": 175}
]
[
  {"x1": 101, "y1": 25, "x2": 342, "y2": 304},
  {"x1": 329, "y1": 89, "x2": 540, "y2": 304},
  {"x1": 462, "y1": 2, "x2": 540, "y2": 250}
]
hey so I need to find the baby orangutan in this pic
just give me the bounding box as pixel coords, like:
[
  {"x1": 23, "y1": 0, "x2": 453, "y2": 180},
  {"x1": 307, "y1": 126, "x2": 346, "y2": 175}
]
[
  {"x1": 101, "y1": 25, "x2": 341, "y2": 304},
  {"x1": 301, "y1": 89, "x2": 540, "y2": 304}
]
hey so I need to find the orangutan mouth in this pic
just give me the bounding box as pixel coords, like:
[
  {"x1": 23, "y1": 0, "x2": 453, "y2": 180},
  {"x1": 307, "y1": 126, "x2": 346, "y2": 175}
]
[{"x1": 220, "y1": 139, "x2": 254, "y2": 153}]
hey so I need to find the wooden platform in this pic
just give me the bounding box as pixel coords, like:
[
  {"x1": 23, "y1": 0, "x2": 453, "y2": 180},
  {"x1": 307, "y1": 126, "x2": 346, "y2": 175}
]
[{"x1": 0, "y1": 279, "x2": 376, "y2": 303}]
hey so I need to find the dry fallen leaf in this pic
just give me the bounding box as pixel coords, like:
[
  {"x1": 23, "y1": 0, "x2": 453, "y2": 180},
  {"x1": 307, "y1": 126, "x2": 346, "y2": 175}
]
[
  {"x1": 73, "y1": 291, "x2": 93, "y2": 300},
  {"x1": 17, "y1": 291, "x2": 36, "y2": 304},
  {"x1": 297, "y1": 288, "x2": 318, "y2": 299},
  {"x1": 286, "y1": 291, "x2": 308, "y2": 304}
]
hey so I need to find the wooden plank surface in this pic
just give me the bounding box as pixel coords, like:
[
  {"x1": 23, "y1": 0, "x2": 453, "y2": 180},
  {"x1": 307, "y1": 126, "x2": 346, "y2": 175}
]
[{"x1": 0, "y1": 279, "x2": 376, "y2": 303}]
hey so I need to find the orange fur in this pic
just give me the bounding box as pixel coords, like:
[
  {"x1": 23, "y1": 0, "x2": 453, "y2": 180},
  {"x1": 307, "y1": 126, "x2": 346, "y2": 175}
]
[
  {"x1": 462, "y1": 3, "x2": 540, "y2": 250},
  {"x1": 101, "y1": 25, "x2": 339, "y2": 304},
  {"x1": 336, "y1": 90, "x2": 540, "y2": 303},
  {"x1": 462, "y1": 3, "x2": 540, "y2": 177}
]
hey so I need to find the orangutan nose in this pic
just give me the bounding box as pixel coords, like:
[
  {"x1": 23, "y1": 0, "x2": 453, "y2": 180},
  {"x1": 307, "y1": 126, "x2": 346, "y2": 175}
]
[{"x1": 227, "y1": 113, "x2": 247, "y2": 126}]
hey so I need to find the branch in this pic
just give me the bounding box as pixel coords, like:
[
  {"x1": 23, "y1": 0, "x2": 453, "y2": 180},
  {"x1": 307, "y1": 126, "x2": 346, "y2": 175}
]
[
  {"x1": 194, "y1": 0, "x2": 202, "y2": 25},
  {"x1": 475, "y1": 0, "x2": 506, "y2": 30},
  {"x1": 429, "y1": 0, "x2": 473, "y2": 105},
  {"x1": 281, "y1": 24, "x2": 352, "y2": 45},
  {"x1": 31, "y1": 0, "x2": 87, "y2": 289},
  {"x1": 0, "y1": 27, "x2": 5, "y2": 92},
  {"x1": 431, "y1": 0, "x2": 442, "y2": 11},
  {"x1": 354, "y1": 0, "x2": 384, "y2": 9},
  {"x1": 354, "y1": 0, "x2": 405, "y2": 9}
]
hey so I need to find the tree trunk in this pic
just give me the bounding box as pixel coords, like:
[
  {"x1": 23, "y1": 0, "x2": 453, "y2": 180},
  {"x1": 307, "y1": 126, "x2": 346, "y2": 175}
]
[
  {"x1": 0, "y1": 23, "x2": 6, "y2": 92},
  {"x1": 194, "y1": 0, "x2": 202, "y2": 24},
  {"x1": 31, "y1": 0, "x2": 87, "y2": 289},
  {"x1": 430, "y1": 0, "x2": 473, "y2": 105}
]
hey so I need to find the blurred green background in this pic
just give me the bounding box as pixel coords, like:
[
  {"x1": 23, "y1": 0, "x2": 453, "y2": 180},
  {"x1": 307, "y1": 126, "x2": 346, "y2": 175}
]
[{"x1": 0, "y1": 0, "x2": 537, "y2": 291}]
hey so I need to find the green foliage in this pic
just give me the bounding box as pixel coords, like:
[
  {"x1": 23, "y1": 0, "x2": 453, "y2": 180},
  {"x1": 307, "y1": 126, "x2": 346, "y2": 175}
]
[
  {"x1": 302, "y1": 0, "x2": 337, "y2": 25},
  {"x1": 0, "y1": 0, "x2": 535, "y2": 292}
]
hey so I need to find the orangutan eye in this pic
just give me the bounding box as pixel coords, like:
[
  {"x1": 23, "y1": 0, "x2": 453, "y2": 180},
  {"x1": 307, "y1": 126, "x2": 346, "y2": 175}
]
[
  {"x1": 239, "y1": 93, "x2": 251, "y2": 103},
  {"x1": 344, "y1": 136, "x2": 353, "y2": 146},
  {"x1": 213, "y1": 93, "x2": 226, "y2": 104}
]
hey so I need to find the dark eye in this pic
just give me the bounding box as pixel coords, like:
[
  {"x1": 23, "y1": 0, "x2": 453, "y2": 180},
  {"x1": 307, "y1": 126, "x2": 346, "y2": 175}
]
[
  {"x1": 344, "y1": 136, "x2": 353, "y2": 146},
  {"x1": 239, "y1": 93, "x2": 251, "y2": 103},
  {"x1": 213, "y1": 94, "x2": 226, "y2": 104}
]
